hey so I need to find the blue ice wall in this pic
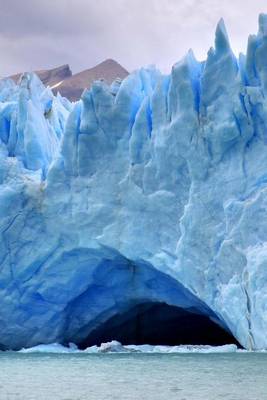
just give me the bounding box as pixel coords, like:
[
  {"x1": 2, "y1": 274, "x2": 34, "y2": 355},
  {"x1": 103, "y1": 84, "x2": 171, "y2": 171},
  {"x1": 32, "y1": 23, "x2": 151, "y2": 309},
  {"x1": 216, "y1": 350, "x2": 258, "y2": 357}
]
[{"x1": 1, "y1": 15, "x2": 267, "y2": 349}]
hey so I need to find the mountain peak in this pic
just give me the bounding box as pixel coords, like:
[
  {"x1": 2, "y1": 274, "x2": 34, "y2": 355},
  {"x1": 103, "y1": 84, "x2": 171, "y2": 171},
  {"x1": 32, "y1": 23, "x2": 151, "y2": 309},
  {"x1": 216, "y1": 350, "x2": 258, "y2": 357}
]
[{"x1": 53, "y1": 59, "x2": 129, "y2": 101}]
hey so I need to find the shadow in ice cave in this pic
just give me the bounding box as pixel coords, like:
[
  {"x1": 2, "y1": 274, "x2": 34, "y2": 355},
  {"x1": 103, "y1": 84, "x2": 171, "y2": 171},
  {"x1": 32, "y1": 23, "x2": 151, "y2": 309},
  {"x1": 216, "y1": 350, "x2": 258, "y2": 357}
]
[{"x1": 78, "y1": 302, "x2": 241, "y2": 348}]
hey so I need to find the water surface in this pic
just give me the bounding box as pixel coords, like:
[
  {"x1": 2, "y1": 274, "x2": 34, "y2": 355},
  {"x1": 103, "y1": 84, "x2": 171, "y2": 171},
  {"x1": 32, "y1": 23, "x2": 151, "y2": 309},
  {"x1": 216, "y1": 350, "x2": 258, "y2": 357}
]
[{"x1": 0, "y1": 352, "x2": 266, "y2": 399}]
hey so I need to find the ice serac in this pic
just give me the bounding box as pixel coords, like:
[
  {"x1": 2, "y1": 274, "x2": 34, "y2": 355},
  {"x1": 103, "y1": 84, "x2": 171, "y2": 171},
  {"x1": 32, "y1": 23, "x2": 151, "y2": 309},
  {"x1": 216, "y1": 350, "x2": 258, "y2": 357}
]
[{"x1": 1, "y1": 16, "x2": 267, "y2": 350}]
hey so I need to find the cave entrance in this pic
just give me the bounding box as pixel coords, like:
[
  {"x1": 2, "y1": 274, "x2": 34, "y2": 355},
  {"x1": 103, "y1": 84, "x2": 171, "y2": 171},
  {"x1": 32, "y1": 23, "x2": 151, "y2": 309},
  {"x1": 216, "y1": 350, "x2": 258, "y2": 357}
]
[{"x1": 79, "y1": 301, "x2": 240, "y2": 348}]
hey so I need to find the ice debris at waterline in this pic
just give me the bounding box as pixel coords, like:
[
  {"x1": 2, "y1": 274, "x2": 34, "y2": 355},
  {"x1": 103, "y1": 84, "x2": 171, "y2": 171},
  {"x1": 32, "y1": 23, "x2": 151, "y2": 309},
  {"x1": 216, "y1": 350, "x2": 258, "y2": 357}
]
[
  {"x1": 2, "y1": 14, "x2": 267, "y2": 351},
  {"x1": 18, "y1": 341, "x2": 238, "y2": 354}
]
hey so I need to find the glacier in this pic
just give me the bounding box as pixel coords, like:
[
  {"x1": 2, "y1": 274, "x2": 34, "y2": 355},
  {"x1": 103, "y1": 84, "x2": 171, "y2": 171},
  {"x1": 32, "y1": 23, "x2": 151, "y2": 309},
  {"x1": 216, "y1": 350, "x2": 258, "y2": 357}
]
[{"x1": 1, "y1": 15, "x2": 267, "y2": 350}]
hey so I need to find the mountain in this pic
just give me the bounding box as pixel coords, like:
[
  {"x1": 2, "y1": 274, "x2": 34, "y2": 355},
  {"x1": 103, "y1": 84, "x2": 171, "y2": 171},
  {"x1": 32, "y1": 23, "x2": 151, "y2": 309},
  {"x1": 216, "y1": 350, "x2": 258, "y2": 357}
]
[
  {"x1": 9, "y1": 64, "x2": 72, "y2": 87},
  {"x1": 1, "y1": 15, "x2": 267, "y2": 350},
  {"x1": 8, "y1": 59, "x2": 129, "y2": 101},
  {"x1": 52, "y1": 59, "x2": 129, "y2": 101}
]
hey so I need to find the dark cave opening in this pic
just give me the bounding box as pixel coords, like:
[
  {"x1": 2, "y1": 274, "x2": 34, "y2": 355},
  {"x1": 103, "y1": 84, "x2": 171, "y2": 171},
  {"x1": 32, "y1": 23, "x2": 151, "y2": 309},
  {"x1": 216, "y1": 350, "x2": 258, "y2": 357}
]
[{"x1": 79, "y1": 302, "x2": 241, "y2": 349}]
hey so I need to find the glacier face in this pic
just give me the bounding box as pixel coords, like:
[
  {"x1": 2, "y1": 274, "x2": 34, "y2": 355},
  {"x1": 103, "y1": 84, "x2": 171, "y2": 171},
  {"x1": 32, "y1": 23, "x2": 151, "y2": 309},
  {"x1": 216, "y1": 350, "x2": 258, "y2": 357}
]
[{"x1": 1, "y1": 16, "x2": 267, "y2": 350}]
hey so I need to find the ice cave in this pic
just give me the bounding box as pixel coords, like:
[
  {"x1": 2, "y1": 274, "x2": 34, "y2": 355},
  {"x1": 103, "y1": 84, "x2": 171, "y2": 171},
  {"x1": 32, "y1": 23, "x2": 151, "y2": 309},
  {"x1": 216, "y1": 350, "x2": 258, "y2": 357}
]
[{"x1": 79, "y1": 302, "x2": 240, "y2": 348}]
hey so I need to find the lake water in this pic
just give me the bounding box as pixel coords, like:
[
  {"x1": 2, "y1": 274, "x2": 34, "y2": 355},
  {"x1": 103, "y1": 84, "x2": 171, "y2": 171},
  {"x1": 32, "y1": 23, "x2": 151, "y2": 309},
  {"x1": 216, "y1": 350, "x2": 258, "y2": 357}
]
[{"x1": 0, "y1": 352, "x2": 267, "y2": 400}]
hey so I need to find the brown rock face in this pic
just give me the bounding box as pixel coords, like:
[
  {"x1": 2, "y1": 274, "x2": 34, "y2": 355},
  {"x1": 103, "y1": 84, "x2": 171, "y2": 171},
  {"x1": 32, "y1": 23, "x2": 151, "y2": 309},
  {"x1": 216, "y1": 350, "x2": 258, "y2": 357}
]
[
  {"x1": 9, "y1": 64, "x2": 72, "y2": 87},
  {"x1": 53, "y1": 59, "x2": 129, "y2": 101},
  {"x1": 8, "y1": 59, "x2": 129, "y2": 101}
]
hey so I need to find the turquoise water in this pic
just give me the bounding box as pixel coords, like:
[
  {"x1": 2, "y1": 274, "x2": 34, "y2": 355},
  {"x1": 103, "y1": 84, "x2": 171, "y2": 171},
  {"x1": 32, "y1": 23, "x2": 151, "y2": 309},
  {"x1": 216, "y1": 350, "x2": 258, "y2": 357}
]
[{"x1": 0, "y1": 352, "x2": 267, "y2": 399}]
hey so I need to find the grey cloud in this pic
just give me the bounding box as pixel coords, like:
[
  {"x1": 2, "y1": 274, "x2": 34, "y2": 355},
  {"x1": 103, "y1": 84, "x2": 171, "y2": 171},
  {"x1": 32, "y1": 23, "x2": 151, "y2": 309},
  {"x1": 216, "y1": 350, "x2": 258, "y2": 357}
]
[
  {"x1": 0, "y1": 0, "x2": 105, "y2": 37},
  {"x1": 0, "y1": 0, "x2": 266, "y2": 77}
]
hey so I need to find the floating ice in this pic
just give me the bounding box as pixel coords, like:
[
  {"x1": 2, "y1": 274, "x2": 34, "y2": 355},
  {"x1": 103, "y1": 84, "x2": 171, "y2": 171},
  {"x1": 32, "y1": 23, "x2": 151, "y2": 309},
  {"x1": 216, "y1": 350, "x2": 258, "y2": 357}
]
[
  {"x1": 19, "y1": 343, "x2": 78, "y2": 354},
  {"x1": 17, "y1": 341, "x2": 238, "y2": 354}
]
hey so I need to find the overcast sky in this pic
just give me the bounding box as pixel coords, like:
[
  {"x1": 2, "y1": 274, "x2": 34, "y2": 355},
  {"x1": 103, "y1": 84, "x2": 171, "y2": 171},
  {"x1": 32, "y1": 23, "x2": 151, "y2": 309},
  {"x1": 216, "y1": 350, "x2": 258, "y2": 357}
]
[{"x1": 0, "y1": 0, "x2": 266, "y2": 77}]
